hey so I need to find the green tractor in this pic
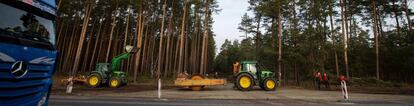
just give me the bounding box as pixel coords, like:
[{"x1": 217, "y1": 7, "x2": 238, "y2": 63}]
[
  {"x1": 87, "y1": 46, "x2": 138, "y2": 88},
  {"x1": 234, "y1": 61, "x2": 277, "y2": 91}
]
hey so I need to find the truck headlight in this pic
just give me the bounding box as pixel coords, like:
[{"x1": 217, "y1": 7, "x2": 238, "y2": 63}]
[{"x1": 37, "y1": 91, "x2": 48, "y2": 106}]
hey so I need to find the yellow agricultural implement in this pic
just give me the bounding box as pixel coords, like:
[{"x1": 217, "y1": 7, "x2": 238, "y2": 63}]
[
  {"x1": 174, "y1": 73, "x2": 226, "y2": 91},
  {"x1": 60, "y1": 75, "x2": 87, "y2": 86}
]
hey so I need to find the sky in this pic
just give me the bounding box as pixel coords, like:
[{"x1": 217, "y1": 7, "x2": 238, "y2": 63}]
[{"x1": 212, "y1": 0, "x2": 249, "y2": 53}]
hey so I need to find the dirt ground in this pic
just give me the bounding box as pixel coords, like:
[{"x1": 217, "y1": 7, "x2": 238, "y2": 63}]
[
  {"x1": 51, "y1": 75, "x2": 414, "y2": 105},
  {"x1": 51, "y1": 82, "x2": 414, "y2": 104}
]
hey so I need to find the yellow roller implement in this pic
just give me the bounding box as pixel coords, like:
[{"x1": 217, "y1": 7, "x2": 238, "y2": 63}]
[{"x1": 174, "y1": 74, "x2": 226, "y2": 91}]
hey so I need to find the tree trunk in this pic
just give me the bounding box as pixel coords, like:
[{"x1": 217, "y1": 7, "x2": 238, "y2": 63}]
[
  {"x1": 344, "y1": 0, "x2": 350, "y2": 80},
  {"x1": 372, "y1": 0, "x2": 380, "y2": 80},
  {"x1": 178, "y1": 0, "x2": 188, "y2": 74},
  {"x1": 340, "y1": 0, "x2": 349, "y2": 80},
  {"x1": 270, "y1": 17, "x2": 277, "y2": 76},
  {"x1": 164, "y1": 2, "x2": 174, "y2": 77},
  {"x1": 71, "y1": 1, "x2": 93, "y2": 75},
  {"x1": 141, "y1": 25, "x2": 150, "y2": 75},
  {"x1": 124, "y1": 5, "x2": 131, "y2": 47},
  {"x1": 404, "y1": 0, "x2": 412, "y2": 32},
  {"x1": 81, "y1": 19, "x2": 96, "y2": 72},
  {"x1": 90, "y1": 17, "x2": 104, "y2": 72},
  {"x1": 277, "y1": 6, "x2": 283, "y2": 85},
  {"x1": 174, "y1": 34, "x2": 181, "y2": 75},
  {"x1": 56, "y1": 21, "x2": 67, "y2": 72},
  {"x1": 200, "y1": 0, "x2": 210, "y2": 75},
  {"x1": 123, "y1": 2, "x2": 132, "y2": 75},
  {"x1": 134, "y1": 4, "x2": 144, "y2": 82},
  {"x1": 190, "y1": 5, "x2": 200, "y2": 74},
  {"x1": 64, "y1": 16, "x2": 80, "y2": 73},
  {"x1": 377, "y1": 8, "x2": 384, "y2": 39},
  {"x1": 392, "y1": 0, "x2": 401, "y2": 36},
  {"x1": 329, "y1": 0, "x2": 340, "y2": 77},
  {"x1": 106, "y1": 1, "x2": 118, "y2": 62},
  {"x1": 255, "y1": 14, "x2": 262, "y2": 60},
  {"x1": 57, "y1": 0, "x2": 63, "y2": 10},
  {"x1": 157, "y1": 0, "x2": 167, "y2": 79}
]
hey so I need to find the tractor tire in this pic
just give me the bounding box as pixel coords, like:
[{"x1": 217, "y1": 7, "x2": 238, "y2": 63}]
[
  {"x1": 236, "y1": 73, "x2": 254, "y2": 91},
  {"x1": 87, "y1": 73, "x2": 102, "y2": 88},
  {"x1": 109, "y1": 77, "x2": 121, "y2": 88},
  {"x1": 262, "y1": 78, "x2": 277, "y2": 91}
]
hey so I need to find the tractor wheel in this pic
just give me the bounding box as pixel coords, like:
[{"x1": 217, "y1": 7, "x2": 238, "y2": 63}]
[
  {"x1": 262, "y1": 78, "x2": 277, "y2": 91},
  {"x1": 109, "y1": 77, "x2": 121, "y2": 88},
  {"x1": 190, "y1": 74, "x2": 204, "y2": 91},
  {"x1": 236, "y1": 73, "x2": 253, "y2": 91},
  {"x1": 87, "y1": 73, "x2": 101, "y2": 87}
]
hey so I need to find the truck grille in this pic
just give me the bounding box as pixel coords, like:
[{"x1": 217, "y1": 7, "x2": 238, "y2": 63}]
[{"x1": 0, "y1": 62, "x2": 51, "y2": 105}]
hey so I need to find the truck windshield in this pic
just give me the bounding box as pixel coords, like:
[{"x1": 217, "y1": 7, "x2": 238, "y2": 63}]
[{"x1": 0, "y1": 3, "x2": 56, "y2": 48}]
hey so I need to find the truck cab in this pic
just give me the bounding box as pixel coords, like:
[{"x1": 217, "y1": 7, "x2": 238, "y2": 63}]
[{"x1": 0, "y1": 0, "x2": 57, "y2": 105}]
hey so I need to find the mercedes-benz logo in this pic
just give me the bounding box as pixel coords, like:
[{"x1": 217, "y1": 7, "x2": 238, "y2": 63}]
[{"x1": 10, "y1": 61, "x2": 29, "y2": 79}]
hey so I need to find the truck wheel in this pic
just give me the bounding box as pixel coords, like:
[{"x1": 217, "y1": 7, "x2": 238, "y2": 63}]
[
  {"x1": 236, "y1": 73, "x2": 253, "y2": 91},
  {"x1": 263, "y1": 78, "x2": 276, "y2": 91},
  {"x1": 109, "y1": 77, "x2": 121, "y2": 88},
  {"x1": 87, "y1": 73, "x2": 101, "y2": 87}
]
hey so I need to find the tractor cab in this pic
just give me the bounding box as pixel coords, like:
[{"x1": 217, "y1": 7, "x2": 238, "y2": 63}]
[
  {"x1": 234, "y1": 61, "x2": 277, "y2": 91},
  {"x1": 239, "y1": 61, "x2": 274, "y2": 80},
  {"x1": 96, "y1": 63, "x2": 111, "y2": 73},
  {"x1": 94, "y1": 63, "x2": 127, "y2": 81},
  {"x1": 240, "y1": 61, "x2": 259, "y2": 78}
]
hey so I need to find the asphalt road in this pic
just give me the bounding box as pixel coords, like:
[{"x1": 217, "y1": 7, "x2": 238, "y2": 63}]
[{"x1": 49, "y1": 95, "x2": 413, "y2": 106}]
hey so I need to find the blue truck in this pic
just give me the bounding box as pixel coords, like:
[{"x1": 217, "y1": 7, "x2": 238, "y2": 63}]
[{"x1": 0, "y1": 0, "x2": 57, "y2": 106}]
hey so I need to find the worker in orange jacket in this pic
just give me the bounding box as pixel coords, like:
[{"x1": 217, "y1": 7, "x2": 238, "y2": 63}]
[
  {"x1": 323, "y1": 72, "x2": 330, "y2": 88},
  {"x1": 314, "y1": 71, "x2": 322, "y2": 90},
  {"x1": 232, "y1": 61, "x2": 240, "y2": 89},
  {"x1": 233, "y1": 61, "x2": 240, "y2": 74}
]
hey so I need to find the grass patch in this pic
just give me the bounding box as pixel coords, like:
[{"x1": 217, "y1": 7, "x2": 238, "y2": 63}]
[{"x1": 352, "y1": 77, "x2": 407, "y2": 88}]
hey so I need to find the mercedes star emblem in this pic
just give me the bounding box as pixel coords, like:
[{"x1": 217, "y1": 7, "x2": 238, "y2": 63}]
[{"x1": 10, "y1": 61, "x2": 29, "y2": 79}]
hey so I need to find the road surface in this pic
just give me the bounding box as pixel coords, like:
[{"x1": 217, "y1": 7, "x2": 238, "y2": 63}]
[{"x1": 49, "y1": 95, "x2": 413, "y2": 106}]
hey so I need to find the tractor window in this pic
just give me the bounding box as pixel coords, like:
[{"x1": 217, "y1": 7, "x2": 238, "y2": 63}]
[
  {"x1": 102, "y1": 65, "x2": 108, "y2": 72},
  {"x1": 247, "y1": 64, "x2": 257, "y2": 74}
]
